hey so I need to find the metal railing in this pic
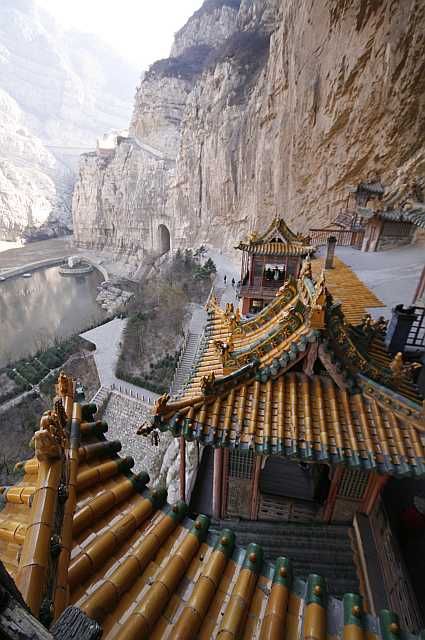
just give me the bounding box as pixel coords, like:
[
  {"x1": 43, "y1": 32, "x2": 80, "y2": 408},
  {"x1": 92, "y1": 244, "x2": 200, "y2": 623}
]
[
  {"x1": 169, "y1": 331, "x2": 190, "y2": 396},
  {"x1": 110, "y1": 382, "x2": 154, "y2": 404},
  {"x1": 406, "y1": 305, "x2": 425, "y2": 349},
  {"x1": 309, "y1": 227, "x2": 365, "y2": 249},
  {"x1": 238, "y1": 278, "x2": 284, "y2": 300}
]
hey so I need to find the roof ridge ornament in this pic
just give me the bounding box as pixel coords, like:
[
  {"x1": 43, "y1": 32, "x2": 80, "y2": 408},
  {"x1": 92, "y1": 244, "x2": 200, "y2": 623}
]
[
  {"x1": 154, "y1": 393, "x2": 170, "y2": 415},
  {"x1": 389, "y1": 352, "x2": 421, "y2": 381},
  {"x1": 206, "y1": 288, "x2": 220, "y2": 311},
  {"x1": 32, "y1": 410, "x2": 67, "y2": 462}
]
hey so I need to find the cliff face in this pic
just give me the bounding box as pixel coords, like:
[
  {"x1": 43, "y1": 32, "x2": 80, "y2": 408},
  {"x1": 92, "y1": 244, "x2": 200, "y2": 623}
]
[
  {"x1": 0, "y1": 0, "x2": 137, "y2": 240},
  {"x1": 73, "y1": 0, "x2": 241, "y2": 262},
  {"x1": 73, "y1": 0, "x2": 425, "y2": 259}
]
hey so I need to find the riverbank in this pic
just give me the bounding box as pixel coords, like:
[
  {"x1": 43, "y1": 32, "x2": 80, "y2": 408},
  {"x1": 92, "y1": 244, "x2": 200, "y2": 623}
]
[{"x1": 0, "y1": 237, "x2": 74, "y2": 271}]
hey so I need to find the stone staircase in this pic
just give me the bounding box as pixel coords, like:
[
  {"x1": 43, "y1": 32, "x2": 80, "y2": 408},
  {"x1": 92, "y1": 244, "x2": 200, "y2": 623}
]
[
  {"x1": 170, "y1": 332, "x2": 203, "y2": 397},
  {"x1": 90, "y1": 386, "x2": 110, "y2": 415},
  {"x1": 169, "y1": 283, "x2": 234, "y2": 398},
  {"x1": 210, "y1": 518, "x2": 359, "y2": 598}
]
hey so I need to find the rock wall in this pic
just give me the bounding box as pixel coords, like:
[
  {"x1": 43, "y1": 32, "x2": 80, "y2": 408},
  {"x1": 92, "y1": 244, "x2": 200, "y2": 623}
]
[
  {"x1": 73, "y1": 0, "x2": 425, "y2": 258},
  {"x1": 72, "y1": 140, "x2": 175, "y2": 267},
  {"x1": 73, "y1": 0, "x2": 241, "y2": 263},
  {"x1": 0, "y1": 0, "x2": 137, "y2": 240}
]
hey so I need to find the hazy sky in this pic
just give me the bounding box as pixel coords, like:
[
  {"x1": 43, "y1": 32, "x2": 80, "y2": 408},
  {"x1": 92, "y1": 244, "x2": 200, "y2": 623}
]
[{"x1": 37, "y1": 0, "x2": 203, "y2": 69}]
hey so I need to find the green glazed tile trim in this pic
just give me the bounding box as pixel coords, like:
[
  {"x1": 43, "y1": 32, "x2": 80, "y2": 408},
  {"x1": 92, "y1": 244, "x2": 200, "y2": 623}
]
[
  {"x1": 379, "y1": 610, "x2": 401, "y2": 640},
  {"x1": 147, "y1": 488, "x2": 167, "y2": 509},
  {"x1": 109, "y1": 440, "x2": 122, "y2": 453},
  {"x1": 190, "y1": 514, "x2": 210, "y2": 542},
  {"x1": 215, "y1": 529, "x2": 235, "y2": 558},
  {"x1": 272, "y1": 557, "x2": 292, "y2": 588},
  {"x1": 167, "y1": 501, "x2": 189, "y2": 523},
  {"x1": 84, "y1": 420, "x2": 108, "y2": 435},
  {"x1": 242, "y1": 543, "x2": 264, "y2": 573},
  {"x1": 306, "y1": 574, "x2": 326, "y2": 606},
  {"x1": 117, "y1": 456, "x2": 135, "y2": 473},
  {"x1": 343, "y1": 594, "x2": 364, "y2": 627},
  {"x1": 81, "y1": 403, "x2": 98, "y2": 421},
  {"x1": 130, "y1": 471, "x2": 150, "y2": 493}
]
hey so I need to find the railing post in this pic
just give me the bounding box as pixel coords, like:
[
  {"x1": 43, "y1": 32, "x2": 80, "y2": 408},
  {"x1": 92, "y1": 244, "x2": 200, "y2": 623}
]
[
  {"x1": 385, "y1": 304, "x2": 418, "y2": 354},
  {"x1": 325, "y1": 236, "x2": 337, "y2": 269}
]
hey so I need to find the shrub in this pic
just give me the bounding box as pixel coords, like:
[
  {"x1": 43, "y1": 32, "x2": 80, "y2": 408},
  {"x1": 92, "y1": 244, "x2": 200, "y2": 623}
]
[
  {"x1": 146, "y1": 45, "x2": 213, "y2": 82},
  {"x1": 208, "y1": 29, "x2": 270, "y2": 71}
]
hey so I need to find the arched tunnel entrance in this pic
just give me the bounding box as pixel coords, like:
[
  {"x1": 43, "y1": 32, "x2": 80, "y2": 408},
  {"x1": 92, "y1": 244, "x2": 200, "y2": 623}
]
[{"x1": 158, "y1": 224, "x2": 171, "y2": 255}]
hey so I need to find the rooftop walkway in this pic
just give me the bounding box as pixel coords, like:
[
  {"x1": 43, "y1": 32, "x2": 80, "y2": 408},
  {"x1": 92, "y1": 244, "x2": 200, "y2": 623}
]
[
  {"x1": 332, "y1": 243, "x2": 425, "y2": 318},
  {"x1": 312, "y1": 255, "x2": 385, "y2": 324}
]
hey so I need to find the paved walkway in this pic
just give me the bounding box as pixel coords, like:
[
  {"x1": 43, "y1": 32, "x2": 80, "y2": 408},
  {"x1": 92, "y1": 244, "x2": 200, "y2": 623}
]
[
  {"x1": 80, "y1": 318, "x2": 159, "y2": 403},
  {"x1": 334, "y1": 244, "x2": 425, "y2": 317},
  {"x1": 312, "y1": 255, "x2": 385, "y2": 324}
]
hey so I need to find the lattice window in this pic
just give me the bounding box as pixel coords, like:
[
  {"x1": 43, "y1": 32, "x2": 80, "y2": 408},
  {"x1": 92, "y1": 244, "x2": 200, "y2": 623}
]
[
  {"x1": 382, "y1": 221, "x2": 413, "y2": 237},
  {"x1": 229, "y1": 449, "x2": 254, "y2": 479},
  {"x1": 337, "y1": 469, "x2": 369, "y2": 500}
]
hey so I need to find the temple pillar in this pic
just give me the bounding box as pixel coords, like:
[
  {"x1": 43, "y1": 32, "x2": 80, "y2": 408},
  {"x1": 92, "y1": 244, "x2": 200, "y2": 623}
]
[
  {"x1": 179, "y1": 436, "x2": 186, "y2": 503},
  {"x1": 413, "y1": 265, "x2": 425, "y2": 304},
  {"x1": 250, "y1": 455, "x2": 262, "y2": 520},
  {"x1": 325, "y1": 235, "x2": 337, "y2": 269},
  {"x1": 323, "y1": 466, "x2": 343, "y2": 522},
  {"x1": 212, "y1": 448, "x2": 224, "y2": 519},
  {"x1": 242, "y1": 297, "x2": 251, "y2": 315},
  {"x1": 385, "y1": 304, "x2": 417, "y2": 354},
  {"x1": 221, "y1": 450, "x2": 230, "y2": 518},
  {"x1": 361, "y1": 473, "x2": 389, "y2": 516}
]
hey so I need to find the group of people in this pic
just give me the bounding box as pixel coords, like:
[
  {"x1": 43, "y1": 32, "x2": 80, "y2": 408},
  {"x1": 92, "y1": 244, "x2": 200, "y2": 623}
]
[
  {"x1": 223, "y1": 275, "x2": 236, "y2": 287},
  {"x1": 264, "y1": 266, "x2": 286, "y2": 282}
]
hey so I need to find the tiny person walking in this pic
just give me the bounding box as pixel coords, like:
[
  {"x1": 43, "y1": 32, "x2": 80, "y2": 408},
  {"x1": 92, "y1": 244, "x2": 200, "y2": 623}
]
[
  {"x1": 224, "y1": 274, "x2": 227, "y2": 285},
  {"x1": 231, "y1": 278, "x2": 235, "y2": 287}
]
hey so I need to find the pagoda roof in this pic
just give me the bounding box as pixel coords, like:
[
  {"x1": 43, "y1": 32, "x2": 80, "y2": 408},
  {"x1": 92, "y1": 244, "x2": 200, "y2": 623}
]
[
  {"x1": 357, "y1": 203, "x2": 425, "y2": 229},
  {"x1": 236, "y1": 240, "x2": 315, "y2": 256},
  {"x1": 147, "y1": 262, "x2": 424, "y2": 474},
  {"x1": 0, "y1": 381, "x2": 423, "y2": 638},
  {"x1": 152, "y1": 371, "x2": 424, "y2": 476},
  {"x1": 235, "y1": 216, "x2": 315, "y2": 257}
]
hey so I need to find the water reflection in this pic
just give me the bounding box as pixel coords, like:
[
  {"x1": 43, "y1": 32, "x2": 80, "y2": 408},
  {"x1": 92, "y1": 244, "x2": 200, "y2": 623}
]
[{"x1": 0, "y1": 267, "x2": 107, "y2": 366}]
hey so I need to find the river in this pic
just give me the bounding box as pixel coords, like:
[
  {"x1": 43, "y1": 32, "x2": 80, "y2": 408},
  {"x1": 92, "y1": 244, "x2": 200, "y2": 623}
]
[{"x1": 0, "y1": 266, "x2": 107, "y2": 366}]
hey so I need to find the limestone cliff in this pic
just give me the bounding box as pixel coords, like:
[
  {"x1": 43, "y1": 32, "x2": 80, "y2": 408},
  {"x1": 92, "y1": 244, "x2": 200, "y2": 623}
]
[
  {"x1": 73, "y1": 0, "x2": 425, "y2": 259},
  {"x1": 0, "y1": 0, "x2": 137, "y2": 240},
  {"x1": 73, "y1": 0, "x2": 241, "y2": 264}
]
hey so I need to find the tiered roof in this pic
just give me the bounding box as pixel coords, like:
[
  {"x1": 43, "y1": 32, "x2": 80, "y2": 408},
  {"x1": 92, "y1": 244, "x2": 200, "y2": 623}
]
[
  {"x1": 235, "y1": 216, "x2": 315, "y2": 257},
  {"x1": 358, "y1": 203, "x2": 425, "y2": 229},
  {"x1": 147, "y1": 263, "x2": 425, "y2": 477},
  {"x1": 0, "y1": 376, "x2": 423, "y2": 638}
]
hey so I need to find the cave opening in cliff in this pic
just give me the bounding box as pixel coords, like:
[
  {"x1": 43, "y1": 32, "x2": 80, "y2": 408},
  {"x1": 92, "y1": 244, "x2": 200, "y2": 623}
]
[{"x1": 158, "y1": 224, "x2": 171, "y2": 255}]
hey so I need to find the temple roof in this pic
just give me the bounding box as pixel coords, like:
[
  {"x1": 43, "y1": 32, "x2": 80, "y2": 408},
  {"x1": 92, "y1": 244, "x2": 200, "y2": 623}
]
[
  {"x1": 358, "y1": 203, "x2": 425, "y2": 229},
  {"x1": 236, "y1": 241, "x2": 315, "y2": 256},
  {"x1": 235, "y1": 216, "x2": 315, "y2": 257},
  {"x1": 0, "y1": 383, "x2": 423, "y2": 638},
  {"x1": 147, "y1": 263, "x2": 424, "y2": 475},
  {"x1": 153, "y1": 371, "x2": 424, "y2": 476}
]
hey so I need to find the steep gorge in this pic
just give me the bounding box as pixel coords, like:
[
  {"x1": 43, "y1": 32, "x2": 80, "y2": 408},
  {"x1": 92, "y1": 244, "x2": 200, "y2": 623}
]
[{"x1": 73, "y1": 0, "x2": 425, "y2": 261}]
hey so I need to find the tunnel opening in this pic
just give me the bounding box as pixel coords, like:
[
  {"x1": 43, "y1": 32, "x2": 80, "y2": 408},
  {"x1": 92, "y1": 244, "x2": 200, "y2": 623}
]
[{"x1": 158, "y1": 224, "x2": 171, "y2": 255}]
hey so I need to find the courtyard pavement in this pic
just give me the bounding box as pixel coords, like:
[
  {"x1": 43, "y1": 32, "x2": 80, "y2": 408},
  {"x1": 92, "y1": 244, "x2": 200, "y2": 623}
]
[{"x1": 334, "y1": 243, "x2": 424, "y2": 317}]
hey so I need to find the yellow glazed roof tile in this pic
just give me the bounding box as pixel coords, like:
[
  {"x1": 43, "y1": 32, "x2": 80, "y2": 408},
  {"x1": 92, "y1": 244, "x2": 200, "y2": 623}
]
[{"x1": 0, "y1": 375, "x2": 424, "y2": 638}]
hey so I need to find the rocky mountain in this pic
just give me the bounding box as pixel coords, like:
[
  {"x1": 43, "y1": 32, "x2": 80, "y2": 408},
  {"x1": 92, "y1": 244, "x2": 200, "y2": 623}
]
[
  {"x1": 0, "y1": 0, "x2": 138, "y2": 241},
  {"x1": 73, "y1": 0, "x2": 425, "y2": 264}
]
